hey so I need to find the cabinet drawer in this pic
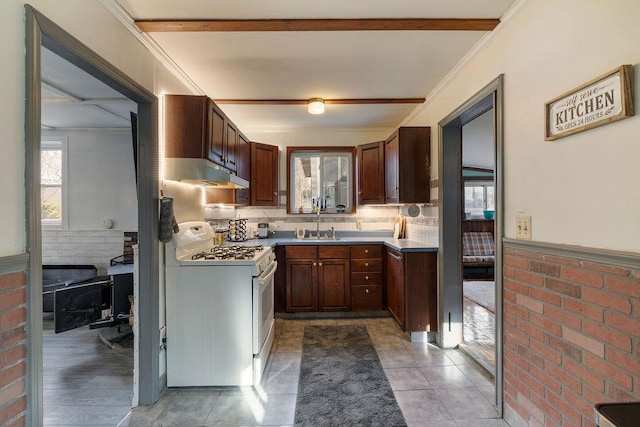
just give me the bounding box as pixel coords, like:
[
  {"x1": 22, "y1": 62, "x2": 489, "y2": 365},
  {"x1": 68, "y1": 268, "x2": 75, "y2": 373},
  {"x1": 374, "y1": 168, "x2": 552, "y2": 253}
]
[
  {"x1": 351, "y1": 258, "x2": 382, "y2": 272},
  {"x1": 285, "y1": 246, "x2": 317, "y2": 259},
  {"x1": 318, "y1": 245, "x2": 350, "y2": 259},
  {"x1": 351, "y1": 272, "x2": 382, "y2": 285},
  {"x1": 351, "y1": 285, "x2": 383, "y2": 311},
  {"x1": 351, "y1": 245, "x2": 382, "y2": 259}
]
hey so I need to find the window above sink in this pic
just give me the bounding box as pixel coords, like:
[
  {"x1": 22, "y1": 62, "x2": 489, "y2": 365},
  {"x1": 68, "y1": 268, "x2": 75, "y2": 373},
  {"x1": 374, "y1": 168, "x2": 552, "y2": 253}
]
[{"x1": 286, "y1": 147, "x2": 355, "y2": 214}]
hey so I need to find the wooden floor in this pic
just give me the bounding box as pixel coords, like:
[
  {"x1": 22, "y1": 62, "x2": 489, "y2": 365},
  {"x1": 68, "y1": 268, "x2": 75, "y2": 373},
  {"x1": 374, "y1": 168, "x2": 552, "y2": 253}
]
[
  {"x1": 42, "y1": 314, "x2": 133, "y2": 426},
  {"x1": 462, "y1": 295, "x2": 496, "y2": 373}
]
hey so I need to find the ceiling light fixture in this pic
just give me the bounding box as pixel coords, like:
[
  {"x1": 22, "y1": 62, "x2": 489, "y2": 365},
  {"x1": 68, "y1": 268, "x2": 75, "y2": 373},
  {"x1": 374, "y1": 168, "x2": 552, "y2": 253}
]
[{"x1": 308, "y1": 98, "x2": 325, "y2": 115}]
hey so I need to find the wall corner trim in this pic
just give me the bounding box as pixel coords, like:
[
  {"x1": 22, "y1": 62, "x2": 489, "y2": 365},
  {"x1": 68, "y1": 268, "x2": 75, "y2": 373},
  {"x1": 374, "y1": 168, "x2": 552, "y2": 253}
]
[
  {"x1": 503, "y1": 238, "x2": 639, "y2": 271},
  {"x1": 0, "y1": 253, "x2": 30, "y2": 274}
]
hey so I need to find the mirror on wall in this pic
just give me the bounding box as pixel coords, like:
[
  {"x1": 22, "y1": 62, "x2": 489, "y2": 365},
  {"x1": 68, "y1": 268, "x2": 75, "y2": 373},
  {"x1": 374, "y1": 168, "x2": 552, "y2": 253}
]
[{"x1": 286, "y1": 147, "x2": 355, "y2": 214}]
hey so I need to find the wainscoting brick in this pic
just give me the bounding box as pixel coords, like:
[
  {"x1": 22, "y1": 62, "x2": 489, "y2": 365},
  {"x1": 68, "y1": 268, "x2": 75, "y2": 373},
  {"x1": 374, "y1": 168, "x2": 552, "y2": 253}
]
[{"x1": 503, "y1": 244, "x2": 640, "y2": 426}]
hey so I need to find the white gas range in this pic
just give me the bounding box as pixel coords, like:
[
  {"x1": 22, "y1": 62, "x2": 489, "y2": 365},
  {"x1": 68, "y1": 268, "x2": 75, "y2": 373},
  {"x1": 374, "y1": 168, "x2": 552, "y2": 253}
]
[{"x1": 165, "y1": 221, "x2": 277, "y2": 387}]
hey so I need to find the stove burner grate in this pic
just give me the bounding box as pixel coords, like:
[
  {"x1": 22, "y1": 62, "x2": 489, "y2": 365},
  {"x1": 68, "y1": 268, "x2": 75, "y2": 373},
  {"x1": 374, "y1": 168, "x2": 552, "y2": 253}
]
[{"x1": 191, "y1": 245, "x2": 264, "y2": 261}]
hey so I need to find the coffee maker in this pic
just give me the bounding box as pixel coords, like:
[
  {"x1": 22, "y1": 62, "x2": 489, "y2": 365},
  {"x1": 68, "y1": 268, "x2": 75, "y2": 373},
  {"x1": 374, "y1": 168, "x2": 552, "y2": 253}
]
[{"x1": 257, "y1": 223, "x2": 269, "y2": 238}]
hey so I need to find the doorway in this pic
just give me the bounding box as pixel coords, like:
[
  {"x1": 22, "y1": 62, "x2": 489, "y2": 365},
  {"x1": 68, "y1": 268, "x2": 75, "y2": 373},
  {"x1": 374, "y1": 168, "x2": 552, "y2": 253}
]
[
  {"x1": 25, "y1": 6, "x2": 161, "y2": 426},
  {"x1": 437, "y1": 75, "x2": 504, "y2": 414}
]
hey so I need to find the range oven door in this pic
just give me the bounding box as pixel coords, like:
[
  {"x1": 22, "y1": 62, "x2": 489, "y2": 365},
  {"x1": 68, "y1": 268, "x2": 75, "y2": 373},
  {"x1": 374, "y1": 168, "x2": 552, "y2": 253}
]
[{"x1": 252, "y1": 260, "x2": 277, "y2": 354}]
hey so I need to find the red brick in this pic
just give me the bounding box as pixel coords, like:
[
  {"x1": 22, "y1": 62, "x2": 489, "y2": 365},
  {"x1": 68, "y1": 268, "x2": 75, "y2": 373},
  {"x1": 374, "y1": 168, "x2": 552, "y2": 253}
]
[
  {"x1": 515, "y1": 250, "x2": 544, "y2": 260},
  {"x1": 529, "y1": 312, "x2": 562, "y2": 336},
  {"x1": 517, "y1": 342, "x2": 545, "y2": 369},
  {"x1": 0, "y1": 344, "x2": 26, "y2": 367},
  {"x1": 562, "y1": 267, "x2": 604, "y2": 288},
  {"x1": 505, "y1": 279, "x2": 530, "y2": 295},
  {"x1": 504, "y1": 311, "x2": 517, "y2": 327},
  {"x1": 606, "y1": 347, "x2": 640, "y2": 377},
  {"x1": 545, "y1": 304, "x2": 581, "y2": 329},
  {"x1": 546, "y1": 363, "x2": 582, "y2": 394},
  {"x1": 504, "y1": 265, "x2": 516, "y2": 278},
  {"x1": 0, "y1": 396, "x2": 26, "y2": 425},
  {"x1": 0, "y1": 308, "x2": 26, "y2": 329},
  {"x1": 583, "y1": 320, "x2": 632, "y2": 352},
  {"x1": 583, "y1": 287, "x2": 632, "y2": 314},
  {"x1": 516, "y1": 318, "x2": 545, "y2": 342},
  {"x1": 517, "y1": 368, "x2": 546, "y2": 396},
  {"x1": 564, "y1": 388, "x2": 596, "y2": 425},
  {"x1": 0, "y1": 380, "x2": 25, "y2": 406},
  {"x1": 529, "y1": 364, "x2": 561, "y2": 394},
  {"x1": 530, "y1": 337, "x2": 562, "y2": 365},
  {"x1": 0, "y1": 362, "x2": 26, "y2": 389},
  {"x1": 0, "y1": 273, "x2": 26, "y2": 291},
  {"x1": 546, "y1": 389, "x2": 582, "y2": 425},
  {"x1": 504, "y1": 254, "x2": 529, "y2": 269},
  {"x1": 582, "y1": 262, "x2": 631, "y2": 276},
  {"x1": 0, "y1": 289, "x2": 26, "y2": 311},
  {"x1": 564, "y1": 357, "x2": 605, "y2": 392},
  {"x1": 515, "y1": 368, "x2": 533, "y2": 398},
  {"x1": 530, "y1": 392, "x2": 562, "y2": 425},
  {"x1": 505, "y1": 301, "x2": 530, "y2": 320},
  {"x1": 607, "y1": 383, "x2": 637, "y2": 401},
  {"x1": 562, "y1": 325, "x2": 605, "y2": 358},
  {"x1": 516, "y1": 391, "x2": 545, "y2": 423},
  {"x1": 7, "y1": 415, "x2": 26, "y2": 427},
  {"x1": 508, "y1": 346, "x2": 531, "y2": 372},
  {"x1": 544, "y1": 255, "x2": 581, "y2": 266},
  {"x1": 605, "y1": 275, "x2": 640, "y2": 298},
  {"x1": 584, "y1": 352, "x2": 633, "y2": 391},
  {"x1": 530, "y1": 260, "x2": 561, "y2": 277},
  {"x1": 516, "y1": 294, "x2": 543, "y2": 314},
  {"x1": 563, "y1": 297, "x2": 604, "y2": 322},
  {"x1": 545, "y1": 277, "x2": 581, "y2": 298},
  {"x1": 529, "y1": 287, "x2": 561, "y2": 306},
  {"x1": 605, "y1": 311, "x2": 640, "y2": 336},
  {"x1": 546, "y1": 333, "x2": 582, "y2": 362},
  {"x1": 506, "y1": 325, "x2": 531, "y2": 347},
  {"x1": 516, "y1": 270, "x2": 544, "y2": 287},
  {"x1": 584, "y1": 385, "x2": 609, "y2": 409},
  {"x1": 0, "y1": 327, "x2": 26, "y2": 348}
]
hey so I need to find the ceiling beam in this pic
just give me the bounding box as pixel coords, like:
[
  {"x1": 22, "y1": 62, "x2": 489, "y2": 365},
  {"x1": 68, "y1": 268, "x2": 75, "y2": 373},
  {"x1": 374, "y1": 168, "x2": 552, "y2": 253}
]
[
  {"x1": 214, "y1": 98, "x2": 425, "y2": 105},
  {"x1": 135, "y1": 18, "x2": 500, "y2": 33}
]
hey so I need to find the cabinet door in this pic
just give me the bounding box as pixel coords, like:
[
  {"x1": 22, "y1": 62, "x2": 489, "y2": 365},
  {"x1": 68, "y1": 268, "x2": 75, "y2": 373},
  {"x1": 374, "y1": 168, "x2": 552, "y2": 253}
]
[
  {"x1": 164, "y1": 95, "x2": 208, "y2": 158},
  {"x1": 318, "y1": 258, "x2": 350, "y2": 311},
  {"x1": 384, "y1": 132, "x2": 399, "y2": 203},
  {"x1": 224, "y1": 120, "x2": 238, "y2": 172},
  {"x1": 386, "y1": 248, "x2": 405, "y2": 329},
  {"x1": 208, "y1": 100, "x2": 226, "y2": 166},
  {"x1": 251, "y1": 142, "x2": 279, "y2": 206},
  {"x1": 357, "y1": 141, "x2": 385, "y2": 205},
  {"x1": 396, "y1": 127, "x2": 430, "y2": 203},
  {"x1": 235, "y1": 132, "x2": 250, "y2": 205},
  {"x1": 286, "y1": 259, "x2": 317, "y2": 312}
]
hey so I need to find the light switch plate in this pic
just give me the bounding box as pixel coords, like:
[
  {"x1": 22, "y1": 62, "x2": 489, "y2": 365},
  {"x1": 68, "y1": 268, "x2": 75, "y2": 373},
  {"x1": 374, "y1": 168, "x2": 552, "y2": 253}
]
[
  {"x1": 516, "y1": 215, "x2": 532, "y2": 240},
  {"x1": 356, "y1": 219, "x2": 363, "y2": 230}
]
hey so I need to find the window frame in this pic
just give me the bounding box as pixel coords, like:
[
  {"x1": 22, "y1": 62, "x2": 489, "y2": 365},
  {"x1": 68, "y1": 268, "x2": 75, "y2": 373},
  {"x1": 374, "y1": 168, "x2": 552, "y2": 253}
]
[
  {"x1": 41, "y1": 136, "x2": 69, "y2": 228},
  {"x1": 286, "y1": 146, "x2": 356, "y2": 214}
]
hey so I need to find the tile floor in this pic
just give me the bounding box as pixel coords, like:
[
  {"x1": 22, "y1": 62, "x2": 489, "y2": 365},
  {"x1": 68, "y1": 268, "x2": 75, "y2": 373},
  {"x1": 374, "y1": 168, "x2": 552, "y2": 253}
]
[{"x1": 121, "y1": 317, "x2": 510, "y2": 427}]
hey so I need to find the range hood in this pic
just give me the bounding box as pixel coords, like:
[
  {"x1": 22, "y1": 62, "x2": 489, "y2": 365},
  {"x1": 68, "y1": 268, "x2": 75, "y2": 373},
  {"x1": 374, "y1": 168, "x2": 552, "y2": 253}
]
[{"x1": 163, "y1": 158, "x2": 249, "y2": 189}]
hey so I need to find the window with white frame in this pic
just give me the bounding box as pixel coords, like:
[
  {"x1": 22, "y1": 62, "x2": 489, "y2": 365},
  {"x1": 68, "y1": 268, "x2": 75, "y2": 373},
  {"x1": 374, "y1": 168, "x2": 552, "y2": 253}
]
[
  {"x1": 464, "y1": 181, "x2": 495, "y2": 216},
  {"x1": 41, "y1": 139, "x2": 67, "y2": 227}
]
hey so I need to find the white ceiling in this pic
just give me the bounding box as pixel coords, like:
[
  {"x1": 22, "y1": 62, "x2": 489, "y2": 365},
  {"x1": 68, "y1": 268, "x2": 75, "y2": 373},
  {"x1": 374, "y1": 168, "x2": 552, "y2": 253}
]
[{"x1": 40, "y1": 0, "x2": 518, "y2": 131}]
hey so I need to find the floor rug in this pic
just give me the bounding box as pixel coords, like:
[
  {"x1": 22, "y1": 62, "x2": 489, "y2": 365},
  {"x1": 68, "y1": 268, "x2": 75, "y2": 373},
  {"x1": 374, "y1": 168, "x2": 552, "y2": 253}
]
[
  {"x1": 463, "y1": 280, "x2": 496, "y2": 313},
  {"x1": 294, "y1": 325, "x2": 406, "y2": 427}
]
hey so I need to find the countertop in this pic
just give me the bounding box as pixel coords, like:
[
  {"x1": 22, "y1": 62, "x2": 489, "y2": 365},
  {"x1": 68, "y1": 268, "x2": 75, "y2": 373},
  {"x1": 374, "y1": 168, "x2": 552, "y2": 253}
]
[{"x1": 241, "y1": 235, "x2": 437, "y2": 252}]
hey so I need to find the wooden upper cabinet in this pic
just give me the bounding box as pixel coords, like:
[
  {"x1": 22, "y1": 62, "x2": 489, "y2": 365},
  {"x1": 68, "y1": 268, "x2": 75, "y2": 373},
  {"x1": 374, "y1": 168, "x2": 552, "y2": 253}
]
[
  {"x1": 163, "y1": 95, "x2": 209, "y2": 158},
  {"x1": 251, "y1": 142, "x2": 279, "y2": 206},
  {"x1": 356, "y1": 141, "x2": 385, "y2": 205},
  {"x1": 224, "y1": 120, "x2": 238, "y2": 172},
  {"x1": 207, "y1": 100, "x2": 226, "y2": 165},
  {"x1": 235, "y1": 132, "x2": 250, "y2": 205},
  {"x1": 385, "y1": 127, "x2": 431, "y2": 204}
]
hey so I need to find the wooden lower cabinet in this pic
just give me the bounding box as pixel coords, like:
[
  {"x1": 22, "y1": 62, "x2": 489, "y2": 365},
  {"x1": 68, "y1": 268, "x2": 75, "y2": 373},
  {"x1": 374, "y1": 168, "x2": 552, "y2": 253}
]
[
  {"x1": 386, "y1": 248, "x2": 437, "y2": 332},
  {"x1": 350, "y1": 245, "x2": 384, "y2": 311},
  {"x1": 284, "y1": 245, "x2": 350, "y2": 312}
]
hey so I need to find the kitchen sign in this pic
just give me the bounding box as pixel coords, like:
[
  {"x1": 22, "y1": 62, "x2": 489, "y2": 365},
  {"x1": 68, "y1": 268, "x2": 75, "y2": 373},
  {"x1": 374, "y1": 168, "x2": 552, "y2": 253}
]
[{"x1": 544, "y1": 65, "x2": 634, "y2": 141}]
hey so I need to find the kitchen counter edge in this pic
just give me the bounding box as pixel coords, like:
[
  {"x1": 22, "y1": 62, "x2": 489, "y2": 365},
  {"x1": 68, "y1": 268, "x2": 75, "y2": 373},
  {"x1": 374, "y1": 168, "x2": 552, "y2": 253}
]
[{"x1": 246, "y1": 237, "x2": 437, "y2": 252}]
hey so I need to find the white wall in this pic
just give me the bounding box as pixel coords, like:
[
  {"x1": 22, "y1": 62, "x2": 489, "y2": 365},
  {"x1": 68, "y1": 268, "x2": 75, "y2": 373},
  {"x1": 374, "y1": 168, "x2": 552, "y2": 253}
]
[
  {"x1": 405, "y1": 0, "x2": 640, "y2": 252},
  {"x1": 43, "y1": 129, "x2": 138, "y2": 231}
]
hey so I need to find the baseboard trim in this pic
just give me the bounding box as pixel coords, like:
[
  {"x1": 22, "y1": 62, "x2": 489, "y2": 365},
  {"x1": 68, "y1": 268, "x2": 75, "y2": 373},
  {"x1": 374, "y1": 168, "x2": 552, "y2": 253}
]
[
  {"x1": 503, "y1": 238, "x2": 639, "y2": 271},
  {"x1": 0, "y1": 253, "x2": 29, "y2": 274}
]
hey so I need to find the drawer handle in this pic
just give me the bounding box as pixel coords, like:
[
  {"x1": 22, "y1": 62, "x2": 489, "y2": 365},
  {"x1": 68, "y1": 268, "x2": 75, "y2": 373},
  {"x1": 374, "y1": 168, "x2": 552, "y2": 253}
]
[
  {"x1": 365, "y1": 288, "x2": 370, "y2": 294},
  {"x1": 365, "y1": 262, "x2": 369, "y2": 267},
  {"x1": 319, "y1": 262, "x2": 323, "y2": 267},
  {"x1": 389, "y1": 252, "x2": 402, "y2": 261},
  {"x1": 313, "y1": 262, "x2": 317, "y2": 266},
  {"x1": 365, "y1": 249, "x2": 369, "y2": 254},
  {"x1": 365, "y1": 275, "x2": 369, "y2": 280}
]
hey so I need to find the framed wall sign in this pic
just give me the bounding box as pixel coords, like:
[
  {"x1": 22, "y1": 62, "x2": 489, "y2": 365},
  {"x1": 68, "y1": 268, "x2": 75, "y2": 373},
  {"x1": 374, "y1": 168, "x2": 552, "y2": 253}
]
[{"x1": 544, "y1": 65, "x2": 634, "y2": 141}]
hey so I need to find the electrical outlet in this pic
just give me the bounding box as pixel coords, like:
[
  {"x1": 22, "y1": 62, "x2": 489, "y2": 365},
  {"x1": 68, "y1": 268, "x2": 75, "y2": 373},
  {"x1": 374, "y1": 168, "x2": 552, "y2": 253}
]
[
  {"x1": 356, "y1": 219, "x2": 363, "y2": 230},
  {"x1": 516, "y1": 215, "x2": 532, "y2": 240}
]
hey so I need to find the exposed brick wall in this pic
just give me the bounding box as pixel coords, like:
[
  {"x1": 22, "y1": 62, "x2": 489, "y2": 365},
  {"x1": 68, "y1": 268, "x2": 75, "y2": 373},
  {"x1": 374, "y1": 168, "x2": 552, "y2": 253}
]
[
  {"x1": 503, "y1": 246, "x2": 640, "y2": 426},
  {"x1": 0, "y1": 271, "x2": 27, "y2": 427}
]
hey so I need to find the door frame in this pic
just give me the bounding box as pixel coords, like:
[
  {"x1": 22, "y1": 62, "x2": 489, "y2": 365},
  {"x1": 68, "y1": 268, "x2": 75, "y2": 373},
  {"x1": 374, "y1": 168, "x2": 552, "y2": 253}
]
[
  {"x1": 437, "y1": 75, "x2": 504, "y2": 414},
  {"x1": 24, "y1": 6, "x2": 162, "y2": 425}
]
